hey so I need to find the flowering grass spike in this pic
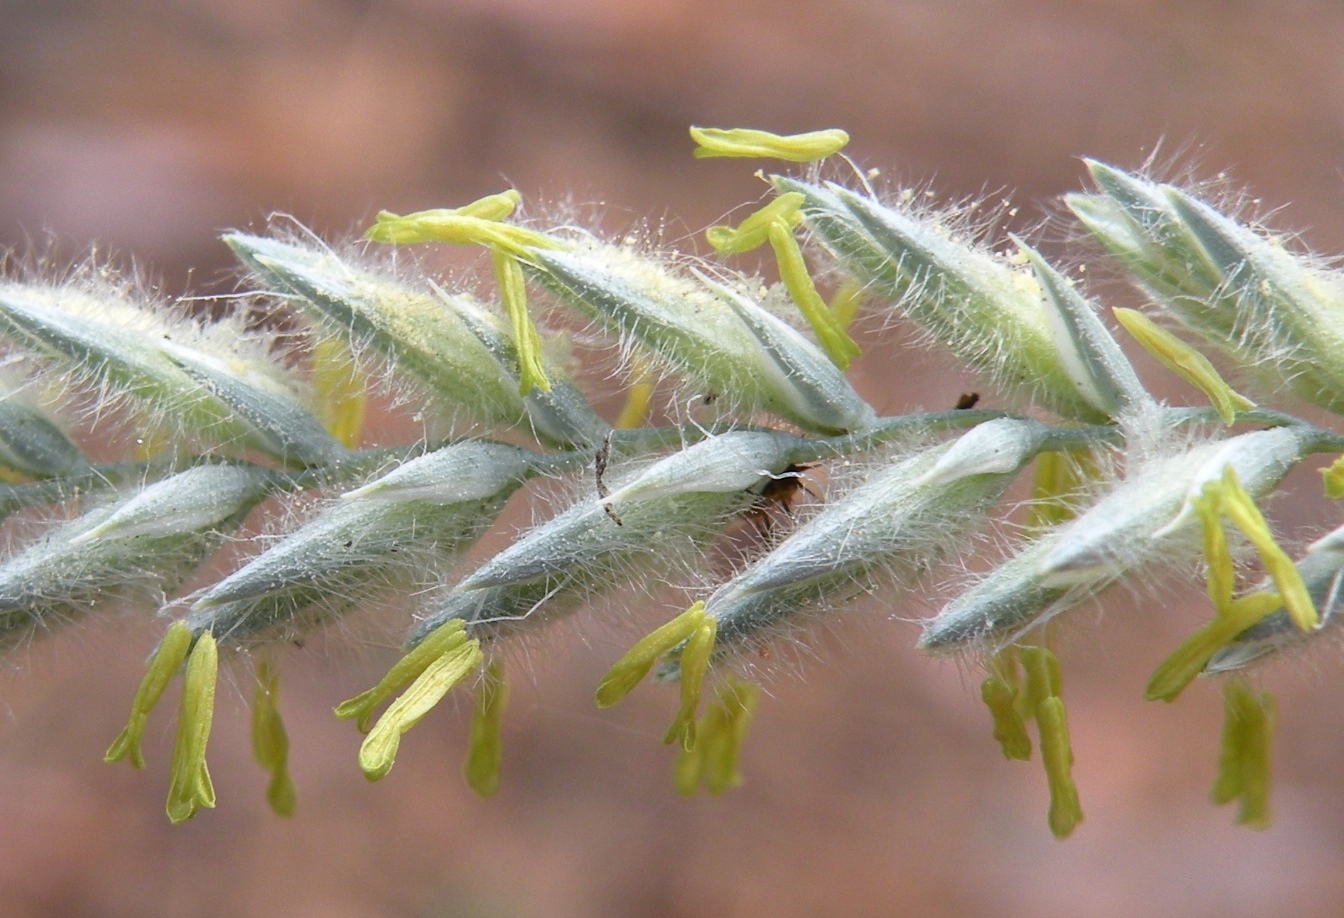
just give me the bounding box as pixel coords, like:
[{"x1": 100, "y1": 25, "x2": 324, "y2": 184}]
[{"x1": 1, "y1": 124, "x2": 1341, "y2": 838}]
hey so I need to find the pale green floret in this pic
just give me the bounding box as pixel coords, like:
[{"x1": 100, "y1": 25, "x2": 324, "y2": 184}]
[
  {"x1": 72, "y1": 464, "x2": 275, "y2": 545},
  {"x1": 527, "y1": 246, "x2": 872, "y2": 434},
  {"x1": 341, "y1": 439, "x2": 565, "y2": 503},
  {"x1": 1071, "y1": 162, "x2": 1344, "y2": 415},
  {"x1": 0, "y1": 387, "x2": 84, "y2": 479},
  {"x1": 918, "y1": 538, "x2": 1071, "y2": 652},
  {"x1": 775, "y1": 178, "x2": 1119, "y2": 423},
  {"x1": 0, "y1": 465, "x2": 272, "y2": 643},
  {"x1": 0, "y1": 282, "x2": 260, "y2": 450},
  {"x1": 693, "y1": 421, "x2": 1051, "y2": 655},
  {"x1": 921, "y1": 426, "x2": 1318, "y2": 651},
  {"x1": 1165, "y1": 187, "x2": 1344, "y2": 414},
  {"x1": 1039, "y1": 426, "x2": 1313, "y2": 584},
  {"x1": 159, "y1": 340, "x2": 344, "y2": 467},
  {"x1": 599, "y1": 429, "x2": 808, "y2": 509},
  {"x1": 187, "y1": 441, "x2": 541, "y2": 646},
  {"x1": 225, "y1": 233, "x2": 580, "y2": 445}
]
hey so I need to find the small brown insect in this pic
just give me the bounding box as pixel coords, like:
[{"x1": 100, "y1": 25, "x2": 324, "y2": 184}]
[
  {"x1": 954, "y1": 391, "x2": 981, "y2": 410},
  {"x1": 739, "y1": 462, "x2": 820, "y2": 540}
]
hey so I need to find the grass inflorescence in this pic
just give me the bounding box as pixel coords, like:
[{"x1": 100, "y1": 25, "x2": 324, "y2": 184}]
[{"x1": 1, "y1": 126, "x2": 1342, "y2": 838}]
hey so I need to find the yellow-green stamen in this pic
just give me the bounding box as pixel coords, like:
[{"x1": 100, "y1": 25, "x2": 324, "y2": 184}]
[
  {"x1": 981, "y1": 677, "x2": 1032, "y2": 761},
  {"x1": 165, "y1": 632, "x2": 219, "y2": 824},
  {"x1": 705, "y1": 193, "x2": 804, "y2": 255},
  {"x1": 251, "y1": 657, "x2": 296, "y2": 817},
  {"x1": 690, "y1": 126, "x2": 850, "y2": 163},
  {"x1": 1212, "y1": 678, "x2": 1274, "y2": 829},
  {"x1": 365, "y1": 211, "x2": 551, "y2": 256},
  {"x1": 492, "y1": 248, "x2": 551, "y2": 394},
  {"x1": 663, "y1": 617, "x2": 718, "y2": 750},
  {"x1": 1019, "y1": 646, "x2": 1082, "y2": 838},
  {"x1": 1146, "y1": 592, "x2": 1283, "y2": 702},
  {"x1": 1148, "y1": 467, "x2": 1317, "y2": 701},
  {"x1": 768, "y1": 220, "x2": 861, "y2": 370},
  {"x1": 1217, "y1": 466, "x2": 1317, "y2": 631},
  {"x1": 312, "y1": 336, "x2": 367, "y2": 448},
  {"x1": 463, "y1": 658, "x2": 508, "y2": 799},
  {"x1": 1321, "y1": 455, "x2": 1344, "y2": 499},
  {"x1": 359, "y1": 638, "x2": 484, "y2": 782},
  {"x1": 595, "y1": 602, "x2": 708, "y2": 708},
  {"x1": 1113, "y1": 307, "x2": 1255, "y2": 425},
  {"x1": 674, "y1": 677, "x2": 759, "y2": 795},
  {"x1": 828, "y1": 278, "x2": 866, "y2": 330},
  {"x1": 1037, "y1": 697, "x2": 1083, "y2": 838},
  {"x1": 105, "y1": 620, "x2": 193, "y2": 769},
  {"x1": 336, "y1": 619, "x2": 470, "y2": 732}
]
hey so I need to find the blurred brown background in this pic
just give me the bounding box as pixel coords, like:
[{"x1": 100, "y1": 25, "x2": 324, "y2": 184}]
[{"x1": 4, "y1": 1, "x2": 1344, "y2": 916}]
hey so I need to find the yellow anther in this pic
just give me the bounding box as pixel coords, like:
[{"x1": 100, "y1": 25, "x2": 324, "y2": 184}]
[
  {"x1": 463, "y1": 659, "x2": 509, "y2": 799},
  {"x1": 1015, "y1": 646, "x2": 1082, "y2": 837},
  {"x1": 673, "y1": 677, "x2": 758, "y2": 796},
  {"x1": 595, "y1": 602, "x2": 708, "y2": 708},
  {"x1": 1037, "y1": 697, "x2": 1084, "y2": 838},
  {"x1": 768, "y1": 220, "x2": 861, "y2": 370},
  {"x1": 365, "y1": 210, "x2": 553, "y2": 256},
  {"x1": 336, "y1": 619, "x2": 469, "y2": 732},
  {"x1": 165, "y1": 632, "x2": 219, "y2": 824},
  {"x1": 702, "y1": 679, "x2": 758, "y2": 794},
  {"x1": 359, "y1": 638, "x2": 484, "y2": 782},
  {"x1": 1321, "y1": 455, "x2": 1344, "y2": 499},
  {"x1": 312, "y1": 336, "x2": 366, "y2": 448},
  {"x1": 690, "y1": 126, "x2": 850, "y2": 163},
  {"x1": 1113, "y1": 307, "x2": 1255, "y2": 425},
  {"x1": 1149, "y1": 465, "x2": 1317, "y2": 701},
  {"x1": 454, "y1": 189, "x2": 522, "y2": 221},
  {"x1": 1212, "y1": 678, "x2": 1274, "y2": 829},
  {"x1": 1019, "y1": 645, "x2": 1062, "y2": 715},
  {"x1": 1145, "y1": 591, "x2": 1282, "y2": 702},
  {"x1": 981, "y1": 676, "x2": 1032, "y2": 761},
  {"x1": 663, "y1": 617, "x2": 718, "y2": 750},
  {"x1": 1194, "y1": 480, "x2": 1234, "y2": 615},
  {"x1": 106, "y1": 620, "x2": 194, "y2": 769},
  {"x1": 827, "y1": 278, "x2": 866, "y2": 330},
  {"x1": 1216, "y1": 465, "x2": 1317, "y2": 631},
  {"x1": 251, "y1": 658, "x2": 296, "y2": 817},
  {"x1": 492, "y1": 249, "x2": 551, "y2": 395},
  {"x1": 705, "y1": 193, "x2": 805, "y2": 256}
]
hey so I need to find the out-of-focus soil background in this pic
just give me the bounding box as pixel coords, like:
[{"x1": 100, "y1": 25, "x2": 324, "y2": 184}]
[{"x1": 4, "y1": 2, "x2": 1344, "y2": 916}]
